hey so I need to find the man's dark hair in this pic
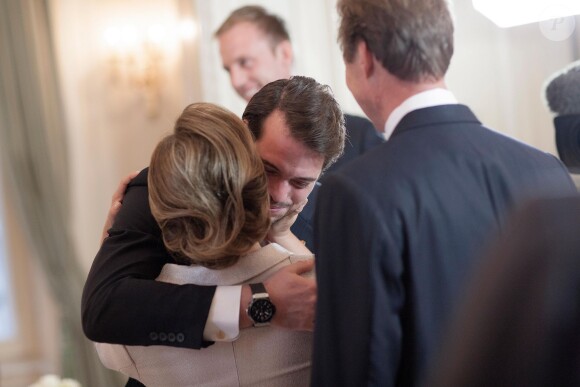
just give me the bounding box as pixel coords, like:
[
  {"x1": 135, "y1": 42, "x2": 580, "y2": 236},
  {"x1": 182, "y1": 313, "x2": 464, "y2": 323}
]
[{"x1": 243, "y1": 76, "x2": 346, "y2": 171}]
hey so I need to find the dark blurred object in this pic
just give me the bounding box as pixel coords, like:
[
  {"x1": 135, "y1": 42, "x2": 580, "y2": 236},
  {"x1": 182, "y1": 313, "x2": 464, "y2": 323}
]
[
  {"x1": 545, "y1": 61, "x2": 580, "y2": 116},
  {"x1": 428, "y1": 196, "x2": 580, "y2": 387},
  {"x1": 545, "y1": 60, "x2": 580, "y2": 173},
  {"x1": 126, "y1": 377, "x2": 145, "y2": 387},
  {"x1": 554, "y1": 115, "x2": 580, "y2": 173}
]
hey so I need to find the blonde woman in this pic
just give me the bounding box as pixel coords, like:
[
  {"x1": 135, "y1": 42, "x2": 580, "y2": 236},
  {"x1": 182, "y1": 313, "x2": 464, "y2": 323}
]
[{"x1": 96, "y1": 102, "x2": 313, "y2": 386}]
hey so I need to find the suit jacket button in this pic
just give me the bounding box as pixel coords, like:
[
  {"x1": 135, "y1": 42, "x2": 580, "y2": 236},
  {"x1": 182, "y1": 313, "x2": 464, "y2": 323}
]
[
  {"x1": 159, "y1": 332, "x2": 167, "y2": 342},
  {"x1": 149, "y1": 332, "x2": 158, "y2": 341},
  {"x1": 176, "y1": 333, "x2": 185, "y2": 343},
  {"x1": 168, "y1": 333, "x2": 176, "y2": 342}
]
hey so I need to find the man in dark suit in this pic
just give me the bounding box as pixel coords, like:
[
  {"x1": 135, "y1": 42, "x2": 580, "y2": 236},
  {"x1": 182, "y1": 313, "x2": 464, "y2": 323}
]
[
  {"x1": 82, "y1": 77, "x2": 345, "y2": 385},
  {"x1": 311, "y1": 1, "x2": 577, "y2": 386},
  {"x1": 214, "y1": 5, "x2": 384, "y2": 181}
]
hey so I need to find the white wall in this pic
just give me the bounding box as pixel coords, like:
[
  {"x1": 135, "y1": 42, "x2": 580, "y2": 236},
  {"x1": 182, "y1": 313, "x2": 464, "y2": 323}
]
[
  {"x1": 50, "y1": 0, "x2": 192, "y2": 272},
  {"x1": 448, "y1": 1, "x2": 578, "y2": 152}
]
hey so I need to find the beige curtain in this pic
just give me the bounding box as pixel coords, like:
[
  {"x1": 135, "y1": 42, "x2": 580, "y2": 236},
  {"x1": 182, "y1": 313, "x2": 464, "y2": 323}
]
[{"x1": 0, "y1": 1, "x2": 118, "y2": 386}]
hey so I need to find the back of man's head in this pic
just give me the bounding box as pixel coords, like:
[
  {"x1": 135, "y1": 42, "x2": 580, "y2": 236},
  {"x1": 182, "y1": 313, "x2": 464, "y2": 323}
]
[
  {"x1": 242, "y1": 76, "x2": 346, "y2": 172},
  {"x1": 544, "y1": 60, "x2": 580, "y2": 173},
  {"x1": 337, "y1": 0, "x2": 454, "y2": 82},
  {"x1": 215, "y1": 5, "x2": 290, "y2": 48}
]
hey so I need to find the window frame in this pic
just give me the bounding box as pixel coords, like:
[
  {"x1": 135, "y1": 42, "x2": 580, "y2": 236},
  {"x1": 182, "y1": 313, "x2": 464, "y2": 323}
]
[{"x1": 0, "y1": 172, "x2": 59, "y2": 386}]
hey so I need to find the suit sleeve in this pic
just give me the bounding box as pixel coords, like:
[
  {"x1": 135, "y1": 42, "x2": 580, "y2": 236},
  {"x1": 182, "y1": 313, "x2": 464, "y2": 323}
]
[
  {"x1": 344, "y1": 114, "x2": 384, "y2": 153},
  {"x1": 311, "y1": 172, "x2": 404, "y2": 387},
  {"x1": 81, "y1": 172, "x2": 215, "y2": 349},
  {"x1": 290, "y1": 183, "x2": 319, "y2": 253},
  {"x1": 358, "y1": 118, "x2": 384, "y2": 152}
]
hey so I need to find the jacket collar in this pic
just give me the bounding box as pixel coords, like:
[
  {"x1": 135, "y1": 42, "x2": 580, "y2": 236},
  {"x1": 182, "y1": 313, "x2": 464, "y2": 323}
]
[
  {"x1": 391, "y1": 104, "x2": 481, "y2": 139},
  {"x1": 384, "y1": 89, "x2": 458, "y2": 140}
]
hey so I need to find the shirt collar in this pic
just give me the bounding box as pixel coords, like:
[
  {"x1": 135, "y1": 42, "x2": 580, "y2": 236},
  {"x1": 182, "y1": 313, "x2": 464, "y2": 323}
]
[{"x1": 383, "y1": 88, "x2": 458, "y2": 140}]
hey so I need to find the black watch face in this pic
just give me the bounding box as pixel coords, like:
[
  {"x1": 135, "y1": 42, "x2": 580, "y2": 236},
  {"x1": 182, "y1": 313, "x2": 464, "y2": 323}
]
[{"x1": 249, "y1": 299, "x2": 276, "y2": 323}]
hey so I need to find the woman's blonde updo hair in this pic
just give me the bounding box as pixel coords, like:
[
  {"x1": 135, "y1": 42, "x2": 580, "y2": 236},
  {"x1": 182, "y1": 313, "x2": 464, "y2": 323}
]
[{"x1": 148, "y1": 103, "x2": 270, "y2": 269}]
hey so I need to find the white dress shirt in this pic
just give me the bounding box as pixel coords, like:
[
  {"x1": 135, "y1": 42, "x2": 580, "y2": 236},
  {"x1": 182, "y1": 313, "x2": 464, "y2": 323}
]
[{"x1": 383, "y1": 88, "x2": 458, "y2": 140}]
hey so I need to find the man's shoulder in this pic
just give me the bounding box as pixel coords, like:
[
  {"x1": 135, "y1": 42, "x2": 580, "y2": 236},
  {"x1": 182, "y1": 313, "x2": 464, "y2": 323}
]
[
  {"x1": 129, "y1": 168, "x2": 149, "y2": 187},
  {"x1": 109, "y1": 167, "x2": 157, "y2": 233},
  {"x1": 344, "y1": 114, "x2": 373, "y2": 129},
  {"x1": 344, "y1": 114, "x2": 380, "y2": 137},
  {"x1": 324, "y1": 114, "x2": 383, "y2": 174}
]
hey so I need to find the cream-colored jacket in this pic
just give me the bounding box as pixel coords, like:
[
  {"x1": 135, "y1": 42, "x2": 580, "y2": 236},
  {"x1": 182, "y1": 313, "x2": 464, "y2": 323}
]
[{"x1": 95, "y1": 243, "x2": 313, "y2": 387}]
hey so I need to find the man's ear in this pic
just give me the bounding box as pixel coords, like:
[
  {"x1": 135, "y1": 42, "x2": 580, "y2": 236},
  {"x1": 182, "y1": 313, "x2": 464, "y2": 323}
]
[
  {"x1": 275, "y1": 40, "x2": 294, "y2": 67},
  {"x1": 357, "y1": 40, "x2": 375, "y2": 79}
]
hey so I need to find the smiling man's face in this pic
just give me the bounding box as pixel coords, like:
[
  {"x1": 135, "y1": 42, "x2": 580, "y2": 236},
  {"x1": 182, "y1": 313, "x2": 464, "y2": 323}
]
[{"x1": 218, "y1": 21, "x2": 293, "y2": 102}]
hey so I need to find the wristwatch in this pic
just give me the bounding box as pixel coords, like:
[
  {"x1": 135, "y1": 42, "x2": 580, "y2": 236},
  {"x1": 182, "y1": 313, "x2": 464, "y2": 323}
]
[{"x1": 246, "y1": 283, "x2": 276, "y2": 327}]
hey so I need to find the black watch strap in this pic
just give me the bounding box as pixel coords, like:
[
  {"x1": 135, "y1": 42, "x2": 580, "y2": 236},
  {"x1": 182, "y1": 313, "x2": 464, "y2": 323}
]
[{"x1": 250, "y1": 282, "x2": 267, "y2": 295}]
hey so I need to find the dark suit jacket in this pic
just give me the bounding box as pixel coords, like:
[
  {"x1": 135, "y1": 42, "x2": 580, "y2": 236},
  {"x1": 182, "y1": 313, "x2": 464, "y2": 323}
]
[
  {"x1": 296, "y1": 114, "x2": 382, "y2": 248},
  {"x1": 429, "y1": 196, "x2": 580, "y2": 387},
  {"x1": 82, "y1": 169, "x2": 214, "y2": 349},
  {"x1": 321, "y1": 113, "x2": 384, "y2": 179},
  {"x1": 311, "y1": 105, "x2": 577, "y2": 387}
]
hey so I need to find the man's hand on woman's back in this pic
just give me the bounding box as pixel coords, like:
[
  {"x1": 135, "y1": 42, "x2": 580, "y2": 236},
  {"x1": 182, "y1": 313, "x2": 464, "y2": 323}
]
[{"x1": 100, "y1": 171, "x2": 139, "y2": 243}]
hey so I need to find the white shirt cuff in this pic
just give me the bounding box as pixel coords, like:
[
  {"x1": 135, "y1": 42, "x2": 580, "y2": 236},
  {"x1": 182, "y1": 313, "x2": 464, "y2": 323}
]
[{"x1": 202, "y1": 285, "x2": 241, "y2": 342}]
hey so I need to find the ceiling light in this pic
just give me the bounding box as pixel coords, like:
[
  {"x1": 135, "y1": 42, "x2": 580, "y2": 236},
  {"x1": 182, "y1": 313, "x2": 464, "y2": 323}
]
[{"x1": 472, "y1": 0, "x2": 580, "y2": 28}]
